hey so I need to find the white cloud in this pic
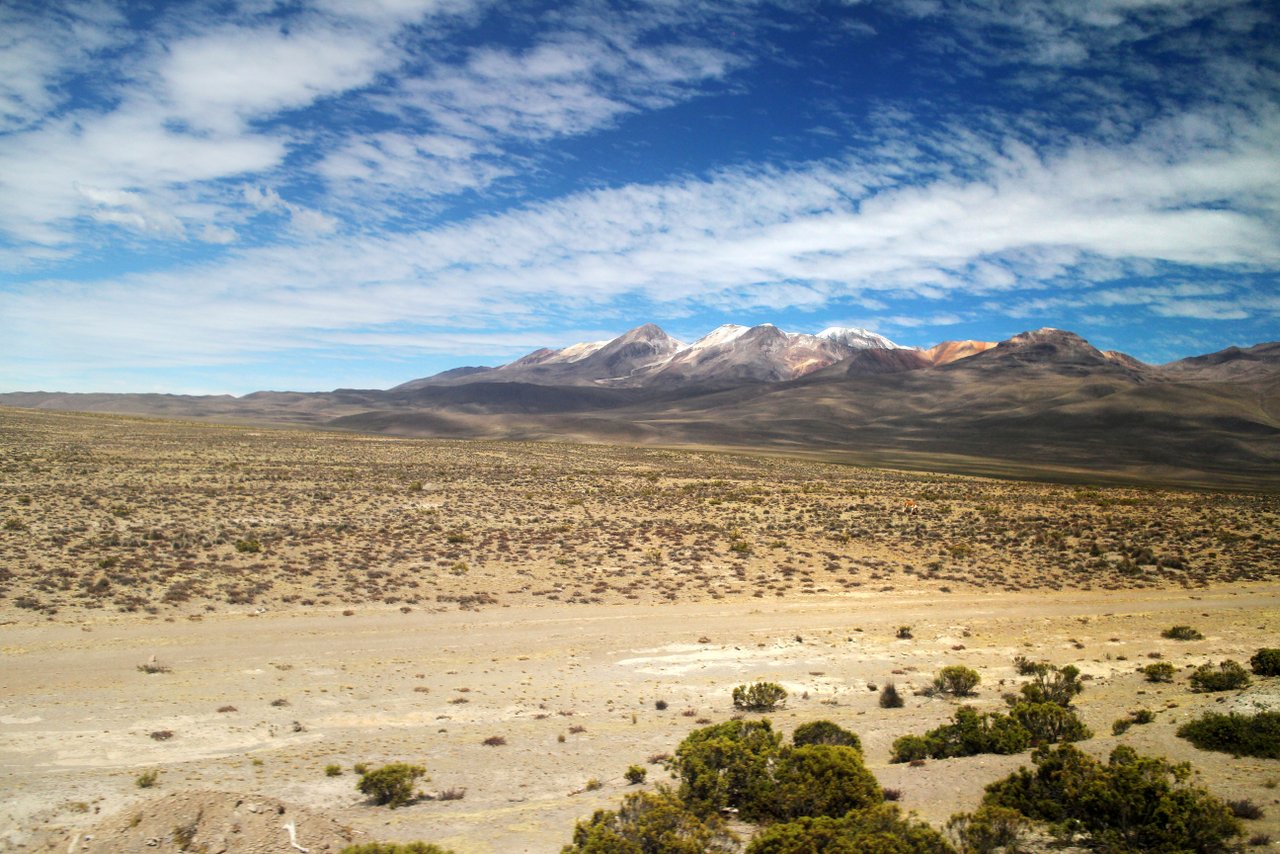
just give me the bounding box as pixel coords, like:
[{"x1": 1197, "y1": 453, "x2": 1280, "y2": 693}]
[
  {"x1": 158, "y1": 23, "x2": 391, "y2": 133},
  {"x1": 317, "y1": 131, "x2": 513, "y2": 202},
  {"x1": 0, "y1": 110, "x2": 285, "y2": 245},
  {"x1": 0, "y1": 9, "x2": 392, "y2": 249},
  {"x1": 325, "y1": 326, "x2": 615, "y2": 356},
  {"x1": 5, "y1": 103, "x2": 1277, "y2": 374},
  {"x1": 1151, "y1": 300, "x2": 1250, "y2": 320},
  {"x1": 243, "y1": 185, "x2": 340, "y2": 236},
  {"x1": 0, "y1": 0, "x2": 503, "y2": 252},
  {"x1": 881, "y1": 312, "x2": 966, "y2": 329},
  {"x1": 0, "y1": 0, "x2": 749, "y2": 255},
  {"x1": 76, "y1": 184, "x2": 185, "y2": 236},
  {"x1": 929, "y1": 0, "x2": 1259, "y2": 71},
  {"x1": 289, "y1": 207, "x2": 339, "y2": 236},
  {"x1": 1, "y1": 0, "x2": 1277, "y2": 390},
  {"x1": 392, "y1": 34, "x2": 737, "y2": 142},
  {"x1": 312, "y1": 0, "x2": 482, "y2": 24},
  {"x1": 999, "y1": 278, "x2": 1276, "y2": 325},
  {"x1": 244, "y1": 186, "x2": 286, "y2": 211},
  {"x1": 200, "y1": 224, "x2": 238, "y2": 244},
  {"x1": 314, "y1": 23, "x2": 741, "y2": 211},
  {"x1": 0, "y1": 1, "x2": 127, "y2": 133}
]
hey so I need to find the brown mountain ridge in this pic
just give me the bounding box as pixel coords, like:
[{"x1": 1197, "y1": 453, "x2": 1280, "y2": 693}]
[{"x1": 3, "y1": 326, "x2": 1278, "y2": 488}]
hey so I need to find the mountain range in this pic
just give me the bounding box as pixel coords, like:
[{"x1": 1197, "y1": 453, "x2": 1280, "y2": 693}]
[
  {"x1": 394, "y1": 323, "x2": 912, "y2": 389},
  {"x1": 3, "y1": 324, "x2": 1278, "y2": 488}
]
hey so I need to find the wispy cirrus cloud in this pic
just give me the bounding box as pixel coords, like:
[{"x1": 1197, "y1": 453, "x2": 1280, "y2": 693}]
[
  {"x1": 155, "y1": 23, "x2": 392, "y2": 135},
  {"x1": 998, "y1": 278, "x2": 1280, "y2": 332},
  {"x1": 0, "y1": 0, "x2": 490, "y2": 253},
  {"x1": 393, "y1": 36, "x2": 737, "y2": 142},
  {"x1": 0, "y1": 0, "x2": 756, "y2": 254},
  {"x1": 0, "y1": 1, "x2": 127, "y2": 133},
  {"x1": 5, "y1": 98, "x2": 1277, "y2": 381},
  {"x1": 317, "y1": 16, "x2": 744, "y2": 212},
  {"x1": 1, "y1": 0, "x2": 1278, "y2": 391}
]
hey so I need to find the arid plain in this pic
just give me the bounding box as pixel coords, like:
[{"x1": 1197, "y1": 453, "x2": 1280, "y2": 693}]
[{"x1": 2, "y1": 407, "x2": 1278, "y2": 852}]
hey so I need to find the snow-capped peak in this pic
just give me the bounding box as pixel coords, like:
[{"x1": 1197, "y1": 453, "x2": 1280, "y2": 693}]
[
  {"x1": 681, "y1": 324, "x2": 753, "y2": 353},
  {"x1": 556, "y1": 340, "x2": 608, "y2": 363},
  {"x1": 816, "y1": 326, "x2": 902, "y2": 350}
]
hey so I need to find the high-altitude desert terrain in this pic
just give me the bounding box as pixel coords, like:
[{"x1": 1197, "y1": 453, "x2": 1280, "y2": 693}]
[
  {"x1": 6, "y1": 326, "x2": 1279, "y2": 490},
  {"x1": 1, "y1": 407, "x2": 1278, "y2": 852}
]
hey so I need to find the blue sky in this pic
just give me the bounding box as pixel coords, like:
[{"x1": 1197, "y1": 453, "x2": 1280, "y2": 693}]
[{"x1": 1, "y1": 0, "x2": 1278, "y2": 394}]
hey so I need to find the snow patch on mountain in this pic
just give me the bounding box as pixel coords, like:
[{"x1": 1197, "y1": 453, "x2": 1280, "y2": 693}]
[
  {"x1": 680, "y1": 324, "x2": 752, "y2": 353},
  {"x1": 555, "y1": 340, "x2": 609, "y2": 363},
  {"x1": 816, "y1": 327, "x2": 903, "y2": 350}
]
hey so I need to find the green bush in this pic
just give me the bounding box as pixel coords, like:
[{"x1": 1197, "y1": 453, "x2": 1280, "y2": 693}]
[
  {"x1": 1250, "y1": 648, "x2": 1280, "y2": 677},
  {"x1": 356, "y1": 763, "x2": 427, "y2": 808},
  {"x1": 1007, "y1": 702, "x2": 1091, "y2": 746},
  {"x1": 890, "y1": 734, "x2": 933, "y2": 763},
  {"x1": 671, "y1": 719, "x2": 781, "y2": 818},
  {"x1": 940, "y1": 708, "x2": 1031, "y2": 757},
  {"x1": 1188, "y1": 660, "x2": 1251, "y2": 693},
  {"x1": 1162, "y1": 625, "x2": 1203, "y2": 641},
  {"x1": 234, "y1": 538, "x2": 262, "y2": 554},
  {"x1": 136, "y1": 769, "x2": 159, "y2": 789},
  {"x1": 1177, "y1": 711, "x2": 1280, "y2": 759},
  {"x1": 562, "y1": 786, "x2": 737, "y2": 854},
  {"x1": 792, "y1": 720, "x2": 862, "y2": 753},
  {"x1": 945, "y1": 804, "x2": 1029, "y2": 854},
  {"x1": 891, "y1": 707, "x2": 1031, "y2": 762},
  {"x1": 624, "y1": 765, "x2": 646, "y2": 784},
  {"x1": 1016, "y1": 662, "x2": 1083, "y2": 706},
  {"x1": 1113, "y1": 708, "x2": 1156, "y2": 735},
  {"x1": 342, "y1": 845, "x2": 455, "y2": 854},
  {"x1": 733, "y1": 681, "x2": 788, "y2": 712},
  {"x1": 763, "y1": 744, "x2": 881, "y2": 821},
  {"x1": 743, "y1": 815, "x2": 864, "y2": 854},
  {"x1": 745, "y1": 805, "x2": 955, "y2": 854},
  {"x1": 982, "y1": 743, "x2": 1241, "y2": 852},
  {"x1": 1141, "y1": 662, "x2": 1176, "y2": 683},
  {"x1": 325, "y1": 764, "x2": 342, "y2": 777},
  {"x1": 933, "y1": 665, "x2": 981, "y2": 697}
]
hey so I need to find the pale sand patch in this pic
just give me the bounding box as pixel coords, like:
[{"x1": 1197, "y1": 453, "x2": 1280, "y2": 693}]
[{"x1": 2, "y1": 585, "x2": 1277, "y2": 852}]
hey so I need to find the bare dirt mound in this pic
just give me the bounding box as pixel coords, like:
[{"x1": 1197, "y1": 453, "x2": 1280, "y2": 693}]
[{"x1": 60, "y1": 791, "x2": 352, "y2": 853}]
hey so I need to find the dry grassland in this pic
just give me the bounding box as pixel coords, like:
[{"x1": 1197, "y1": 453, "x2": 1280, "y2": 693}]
[
  {"x1": 1, "y1": 407, "x2": 1278, "y2": 852},
  {"x1": 2, "y1": 408, "x2": 1277, "y2": 618}
]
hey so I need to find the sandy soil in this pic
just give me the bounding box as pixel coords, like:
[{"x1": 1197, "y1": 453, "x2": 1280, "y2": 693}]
[
  {"x1": 3, "y1": 586, "x2": 1278, "y2": 852},
  {"x1": 1, "y1": 408, "x2": 1277, "y2": 852}
]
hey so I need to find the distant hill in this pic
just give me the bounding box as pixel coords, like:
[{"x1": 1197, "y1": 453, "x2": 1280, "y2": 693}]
[
  {"x1": 399, "y1": 322, "x2": 912, "y2": 388},
  {"x1": 3, "y1": 325, "x2": 1278, "y2": 489},
  {"x1": 924, "y1": 339, "x2": 997, "y2": 365},
  {"x1": 1160, "y1": 341, "x2": 1280, "y2": 382}
]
